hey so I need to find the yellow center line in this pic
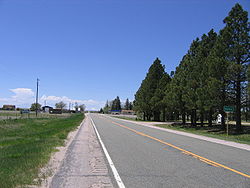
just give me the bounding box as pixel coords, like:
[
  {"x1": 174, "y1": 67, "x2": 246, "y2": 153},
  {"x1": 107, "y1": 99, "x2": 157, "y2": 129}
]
[{"x1": 110, "y1": 120, "x2": 250, "y2": 179}]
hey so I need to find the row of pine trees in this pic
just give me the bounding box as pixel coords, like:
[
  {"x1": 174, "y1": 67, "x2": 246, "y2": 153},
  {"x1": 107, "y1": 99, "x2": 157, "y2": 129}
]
[
  {"x1": 134, "y1": 4, "x2": 250, "y2": 132},
  {"x1": 102, "y1": 97, "x2": 133, "y2": 113}
]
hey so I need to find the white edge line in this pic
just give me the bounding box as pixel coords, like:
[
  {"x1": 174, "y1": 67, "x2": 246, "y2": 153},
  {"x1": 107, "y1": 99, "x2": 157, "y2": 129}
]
[{"x1": 89, "y1": 115, "x2": 126, "y2": 188}]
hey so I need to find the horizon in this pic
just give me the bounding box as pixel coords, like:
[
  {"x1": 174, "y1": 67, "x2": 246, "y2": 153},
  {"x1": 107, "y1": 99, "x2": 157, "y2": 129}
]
[{"x1": 0, "y1": 0, "x2": 249, "y2": 110}]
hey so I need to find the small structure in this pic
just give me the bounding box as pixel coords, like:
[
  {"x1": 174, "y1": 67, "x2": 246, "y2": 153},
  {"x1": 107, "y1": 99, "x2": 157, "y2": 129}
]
[
  {"x1": 121, "y1": 110, "x2": 135, "y2": 115},
  {"x1": 49, "y1": 109, "x2": 62, "y2": 114},
  {"x1": 216, "y1": 114, "x2": 222, "y2": 124},
  {"x1": 110, "y1": 110, "x2": 121, "y2": 115},
  {"x1": 2, "y1": 105, "x2": 16, "y2": 111},
  {"x1": 20, "y1": 109, "x2": 30, "y2": 114},
  {"x1": 42, "y1": 106, "x2": 53, "y2": 113}
]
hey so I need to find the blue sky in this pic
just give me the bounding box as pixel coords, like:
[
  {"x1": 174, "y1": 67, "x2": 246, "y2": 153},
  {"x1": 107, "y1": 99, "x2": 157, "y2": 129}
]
[{"x1": 0, "y1": 0, "x2": 249, "y2": 110}]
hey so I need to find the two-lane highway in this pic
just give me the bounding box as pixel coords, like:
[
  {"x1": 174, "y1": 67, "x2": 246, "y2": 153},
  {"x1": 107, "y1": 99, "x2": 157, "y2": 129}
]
[{"x1": 89, "y1": 113, "x2": 250, "y2": 188}]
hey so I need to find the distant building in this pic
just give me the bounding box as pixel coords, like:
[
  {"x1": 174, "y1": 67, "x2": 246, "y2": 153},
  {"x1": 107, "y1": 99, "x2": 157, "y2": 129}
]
[
  {"x1": 42, "y1": 106, "x2": 53, "y2": 113},
  {"x1": 110, "y1": 110, "x2": 121, "y2": 115},
  {"x1": 49, "y1": 108, "x2": 62, "y2": 114},
  {"x1": 2, "y1": 105, "x2": 16, "y2": 111},
  {"x1": 121, "y1": 110, "x2": 135, "y2": 115},
  {"x1": 20, "y1": 109, "x2": 30, "y2": 114}
]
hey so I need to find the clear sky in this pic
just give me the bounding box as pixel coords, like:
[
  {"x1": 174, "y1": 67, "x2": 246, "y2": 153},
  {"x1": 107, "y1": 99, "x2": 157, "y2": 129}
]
[{"x1": 0, "y1": 0, "x2": 249, "y2": 110}]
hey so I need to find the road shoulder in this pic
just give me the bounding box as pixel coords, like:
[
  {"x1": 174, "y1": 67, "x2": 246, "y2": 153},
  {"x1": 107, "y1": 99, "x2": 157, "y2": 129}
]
[
  {"x1": 34, "y1": 118, "x2": 85, "y2": 188},
  {"x1": 37, "y1": 115, "x2": 114, "y2": 188}
]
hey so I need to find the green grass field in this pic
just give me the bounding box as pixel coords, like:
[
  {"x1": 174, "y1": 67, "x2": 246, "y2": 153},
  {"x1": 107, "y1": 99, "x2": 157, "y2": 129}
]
[
  {"x1": 0, "y1": 113, "x2": 84, "y2": 188},
  {"x1": 0, "y1": 110, "x2": 71, "y2": 120}
]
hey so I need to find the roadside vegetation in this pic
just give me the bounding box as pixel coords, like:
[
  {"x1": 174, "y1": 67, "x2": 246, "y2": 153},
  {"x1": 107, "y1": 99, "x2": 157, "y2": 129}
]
[
  {"x1": 0, "y1": 113, "x2": 84, "y2": 188},
  {"x1": 133, "y1": 3, "x2": 250, "y2": 134},
  {"x1": 101, "y1": 97, "x2": 133, "y2": 114},
  {"x1": 0, "y1": 110, "x2": 71, "y2": 120}
]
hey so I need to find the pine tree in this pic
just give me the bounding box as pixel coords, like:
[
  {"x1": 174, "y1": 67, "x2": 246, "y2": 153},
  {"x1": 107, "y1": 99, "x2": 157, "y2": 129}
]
[
  {"x1": 111, "y1": 96, "x2": 121, "y2": 111},
  {"x1": 129, "y1": 102, "x2": 133, "y2": 110},
  {"x1": 196, "y1": 30, "x2": 217, "y2": 126},
  {"x1": 207, "y1": 31, "x2": 231, "y2": 129},
  {"x1": 183, "y1": 38, "x2": 201, "y2": 126},
  {"x1": 103, "y1": 100, "x2": 110, "y2": 113},
  {"x1": 124, "y1": 98, "x2": 130, "y2": 110},
  {"x1": 220, "y1": 3, "x2": 250, "y2": 131},
  {"x1": 152, "y1": 73, "x2": 171, "y2": 121},
  {"x1": 116, "y1": 96, "x2": 121, "y2": 111},
  {"x1": 99, "y1": 108, "x2": 104, "y2": 113},
  {"x1": 165, "y1": 55, "x2": 188, "y2": 124},
  {"x1": 134, "y1": 58, "x2": 166, "y2": 121}
]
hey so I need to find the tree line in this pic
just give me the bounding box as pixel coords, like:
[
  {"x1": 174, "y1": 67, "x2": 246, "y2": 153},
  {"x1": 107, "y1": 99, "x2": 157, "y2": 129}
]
[
  {"x1": 30, "y1": 101, "x2": 85, "y2": 112},
  {"x1": 134, "y1": 3, "x2": 249, "y2": 132},
  {"x1": 101, "y1": 97, "x2": 133, "y2": 113}
]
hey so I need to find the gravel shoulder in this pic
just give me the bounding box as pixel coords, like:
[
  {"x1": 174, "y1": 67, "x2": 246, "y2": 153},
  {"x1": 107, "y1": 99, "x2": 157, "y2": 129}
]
[{"x1": 36, "y1": 114, "x2": 114, "y2": 188}]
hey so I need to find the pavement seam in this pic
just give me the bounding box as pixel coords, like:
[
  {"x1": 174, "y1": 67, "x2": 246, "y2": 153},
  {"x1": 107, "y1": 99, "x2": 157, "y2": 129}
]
[
  {"x1": 53, "y1": 175, "x2": 112, "y2": 177},
  {"x1": 49, "y1": 115, "x2": 114, "y2": 188},
  {"x1": 89, "y1": 115, "x2": 126, "y2": 188}
]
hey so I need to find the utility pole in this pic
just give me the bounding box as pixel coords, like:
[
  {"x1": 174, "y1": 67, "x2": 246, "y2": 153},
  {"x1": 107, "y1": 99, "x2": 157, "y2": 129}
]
[{"x1": 36, "y1": 78, "x2": 39, "y2": 117}]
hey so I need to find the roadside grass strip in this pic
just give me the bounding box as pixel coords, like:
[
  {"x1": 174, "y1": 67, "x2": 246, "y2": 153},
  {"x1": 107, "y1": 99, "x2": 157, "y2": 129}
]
[
  {"x1": 111, "y1": 121, "x2": 250, "y2": 179},
  {"x1": 0, "y1": 114, "x2": 84, "y2": 188}
]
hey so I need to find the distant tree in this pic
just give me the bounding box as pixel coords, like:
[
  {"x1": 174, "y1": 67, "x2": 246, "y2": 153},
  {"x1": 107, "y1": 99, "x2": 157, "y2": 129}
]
[
  {"x1": 79, "y1": 104, "x2": 86, "y2": 112},
  {"x1": 55, "y1": 101, "x2": 67, "y2": 110},
  {"x1": 129, "y1": 102, "x2": 133, "y2": 110},
  {"x1": 124, "y1": 98, "x2": 130, "y2": 110},
  {"x1": 103, "y1": 100, "x2": 111, "y2": 113},
  {"x1": 30, "y1": 103, "x2": 41, "y2": 111},
  {"x1": 117, "y1": 97, "x2": 121, "y2": 110},
  {"x1": 74, "y1": 102, "x2": 79, "y2": 112},
  {"x1": 99, "y1": 108, "x2": 104, "y2": 113},
  {"x1": 111, "y1": 96, "x2": 121, "y2": 111}
]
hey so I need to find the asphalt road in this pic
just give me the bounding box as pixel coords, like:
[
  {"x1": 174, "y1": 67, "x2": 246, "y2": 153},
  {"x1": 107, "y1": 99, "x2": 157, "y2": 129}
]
[{"x1": 90, "y1": 113, "x2": 250, "y2": 188}]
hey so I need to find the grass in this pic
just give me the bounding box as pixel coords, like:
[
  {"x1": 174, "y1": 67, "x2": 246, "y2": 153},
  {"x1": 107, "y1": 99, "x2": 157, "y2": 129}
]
[
  {"x1": 0, "y1": 110, "x2": 71, "y2": 120},
  {"x1": 112, "y1": 116, "x2": 250, "y2": 145},
  {"x1": 0, "y1": 113, "x2": 84, "y2": 188}
]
